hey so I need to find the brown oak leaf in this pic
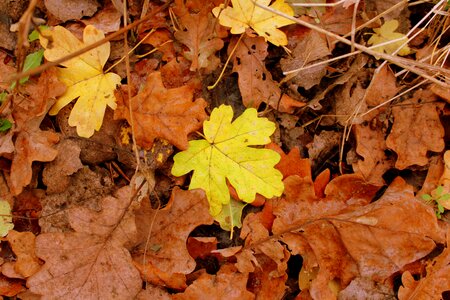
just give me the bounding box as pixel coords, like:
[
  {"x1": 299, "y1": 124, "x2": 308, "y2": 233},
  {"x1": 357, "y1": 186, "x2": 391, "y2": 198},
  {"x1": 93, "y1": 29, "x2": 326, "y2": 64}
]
[
  {"x1": 274, "y1": 176, "x2": 444, "y2": 299},
  {"x1": 114, "y1": 71, "x2": 207, "y2": 150},
  {"x1": 9, "y1": 68, "x2": 66, "y2": 195},
  {"x1": 386, "y1": 89, "x2": 445, "y2": 169},
  {"x1": 232, "y1": 36, "x2": 305, "y2": 113},
  {"x1": 134, "y1": 188, "x2": 214, "y2": 275},
  {"x1": 398, "y1": 229, "x2": 450, "y2": 300},
  {"x1": 172, "y1": 264, "x2": 254, "y2": 300},
  {"x1": 27, "y1": 186, "x2": 142, "y2": 299},
  {"x1": 7, "y1": 230, "x2": 41, "y2": 278},
  {"x1": 174, "y1": 12, "x2": 225, "y2": 72}
]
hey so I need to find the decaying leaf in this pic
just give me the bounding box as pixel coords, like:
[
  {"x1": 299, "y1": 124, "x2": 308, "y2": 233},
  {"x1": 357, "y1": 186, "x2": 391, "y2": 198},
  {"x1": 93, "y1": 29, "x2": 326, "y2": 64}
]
[
  {"x1": 27, "y1": 186, "x2": 141, "y2": 299},
  {"x1": 134, "y1": 188, "x2": 214, "y2": 275},
  {"x1": 172, "y1": 105, "x2": 284, "y2": 216},
  {"x1": 367, "y1": 19, "x2": 411, "y2": 57},
  {"x1": 232, "y1": 35, "x2": 305, "y2": 112},
  {"x1": 174, "y1": 12, "x2": 225, "y2": 72},
  {"x1": 386, "y1": 89, "x2": 445, "y2": 169},
  {"x1": 114, "y1": 71, "x2": 207, "y2": 150},
  {"x1": 9, "y1": 68, "x2": 65, "y2": 195},
  {"x1": 274, "y1": 176, "x2": 444, "y2": 298},
  {"x1": 44, "y1": 0, "x2": 99, "y2": 22},
  {"x1": 398, "y1": 228, "x2": 450, "y2": 300},
  {"x1": 40, "y1": 25, "x2": 121, "y2": 138},
  {"x1": 172, "y1": 264, "x2": 254, "y2": 299},
  {"x1": 212, "y1": 0, "x2": 295, "y2": 46}
]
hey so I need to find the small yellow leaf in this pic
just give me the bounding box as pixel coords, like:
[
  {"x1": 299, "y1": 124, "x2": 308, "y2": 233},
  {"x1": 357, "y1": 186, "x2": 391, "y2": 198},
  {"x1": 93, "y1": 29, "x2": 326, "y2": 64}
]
[
  {"x1": 367, "y1": 20, "x2": 411, "y2": 57},
  {"x1": 212, "y1": 0, "x2": 295, "y2": 46},
  {"x1": 40, "y1": 25, "x2": 121, "y2": 138},
  {"x1": 171, "y1": 105, "x2": 284, "y2": 216},
  {"x1": 0, "y1": 200, "x2": 14, "y2": 237}
]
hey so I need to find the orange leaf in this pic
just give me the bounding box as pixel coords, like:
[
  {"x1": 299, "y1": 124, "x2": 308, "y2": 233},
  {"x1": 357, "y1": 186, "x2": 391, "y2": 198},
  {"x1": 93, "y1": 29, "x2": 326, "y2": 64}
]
[
  {"x1": 7, "y1": 230, "x2": 41, "y2": 278},
  {"x1": 114, "y1": 71, "x2": 207, "y2": 150}
]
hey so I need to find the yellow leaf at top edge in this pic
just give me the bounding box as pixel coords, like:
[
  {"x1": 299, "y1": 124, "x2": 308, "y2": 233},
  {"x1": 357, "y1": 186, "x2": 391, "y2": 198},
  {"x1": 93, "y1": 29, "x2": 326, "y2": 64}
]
[
  {"x1": 0, "y1": 200, "x2": 13, "y2": 237},
  {"x1": 171, "y1": 105, "x2": 284, "y2": 216},
  {"x1": 39, "y1": 25, "x2": 121, "y2": 138},
  {"x1": 212, "y1": 0, "x2": 295, "y2": 46}
]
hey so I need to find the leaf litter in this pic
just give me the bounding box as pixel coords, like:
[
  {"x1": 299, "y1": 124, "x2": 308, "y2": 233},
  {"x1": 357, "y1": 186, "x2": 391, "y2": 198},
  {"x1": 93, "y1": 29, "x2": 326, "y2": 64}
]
[{"x1": 0, "y1": 0, "x2": 449, "y2": 299}]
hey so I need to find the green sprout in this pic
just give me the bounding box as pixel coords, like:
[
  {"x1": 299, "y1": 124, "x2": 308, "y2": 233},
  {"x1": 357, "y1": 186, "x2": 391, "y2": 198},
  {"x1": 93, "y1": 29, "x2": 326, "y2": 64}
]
[{"x1": 421, "y1": 185, "x2": 450, "y2": 219}]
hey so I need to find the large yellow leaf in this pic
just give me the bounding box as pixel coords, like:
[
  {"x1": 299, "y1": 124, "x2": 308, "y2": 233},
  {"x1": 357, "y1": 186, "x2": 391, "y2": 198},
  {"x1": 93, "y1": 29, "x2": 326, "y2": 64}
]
[
  {"x1": 171, "y1": 105, "x2": 284, "y2": 216},
  {"x1": 40, "y1": 25, "x2": 121, "y2": 137},
  {"x1": 212, "y1": 0, "x2": 295, "y2": 46}
]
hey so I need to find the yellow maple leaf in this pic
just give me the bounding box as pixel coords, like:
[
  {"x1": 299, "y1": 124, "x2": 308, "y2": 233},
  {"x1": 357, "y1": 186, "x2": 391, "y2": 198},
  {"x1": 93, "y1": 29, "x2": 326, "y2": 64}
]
[
  {"x1": 0, "y1": 200, "x2": 13, "y2": 237},
  {"x1": 212, "y1": 0, "x2": 295, "y2": 46},
  {"x1": 39, "y1": 25, "x2": 121, "y2": 138},
  {"x1": 171, "y1": 105, "x2": 284, "y2": 216},
  {"x1": 367, "y1": 19, "x2": 411, "y2": 57}
]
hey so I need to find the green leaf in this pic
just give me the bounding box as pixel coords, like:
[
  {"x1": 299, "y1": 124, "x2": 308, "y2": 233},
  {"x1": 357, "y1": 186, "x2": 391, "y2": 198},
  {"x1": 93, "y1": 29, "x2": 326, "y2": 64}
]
[
  {"x1": 421, "y1": 194, "x2": 432, "y2": 201},
  {"x1": 20, "y1": 49, "x2": 44, "y2": 85},
  {"x1": 0, "y1": 119, "x2": 12, "y2": 132},
  {"x1": 0, "y1": 92, "x2": 7, "y2": 103},
  {"x1": 0, "y1": 200, "x2": 14, "y2": 237},
  {"x1": 28, "y1": 25, "x2": 50, "y2": 42},
  {"x1": 435, "y1": 185, "x2": 444, "y2": 196},
  {"x1": 439, "y1": 193, "x2": 450, "y2": 201},
  {"x1": 215, "y1": 198, "x2": 246, "y2": 232},
  {"x1": 172, "y1": 105, "x2": 284, "y2": 216}
]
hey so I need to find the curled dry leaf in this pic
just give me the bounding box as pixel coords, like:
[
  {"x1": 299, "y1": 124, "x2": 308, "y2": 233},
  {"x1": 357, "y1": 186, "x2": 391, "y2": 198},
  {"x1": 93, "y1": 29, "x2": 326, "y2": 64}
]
[
  {"x1": 386, "y1": 89, "x2": 445, "y2": 170},
  {"x1": 114, "y1": 71, "x2": 207, "y2": 150},
  {"x1": 275, "y1": 176, "x2": 444, "y2": 298},
  {"x1": 9, "y1": 68, "x2": 66, "y2": 195},
  {"x1": 134, "y1": 188, "x2": 214, "y2": 275},
  {"x1": 172, "y1": 264, "x2": 254, "y2": 300},
  {"x1": 27, "y1": 186, "x2": 141, "y2": 299}
]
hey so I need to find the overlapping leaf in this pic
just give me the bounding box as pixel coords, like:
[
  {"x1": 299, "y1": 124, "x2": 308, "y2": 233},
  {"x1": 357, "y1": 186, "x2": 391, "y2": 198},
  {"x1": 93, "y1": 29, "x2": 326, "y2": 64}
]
[
  {"x1": 40, "y1": 25, "x2": 121, "y2": 138},
  {"x1": 172, "y1": 105, "x2": 284, "y2": 216}
]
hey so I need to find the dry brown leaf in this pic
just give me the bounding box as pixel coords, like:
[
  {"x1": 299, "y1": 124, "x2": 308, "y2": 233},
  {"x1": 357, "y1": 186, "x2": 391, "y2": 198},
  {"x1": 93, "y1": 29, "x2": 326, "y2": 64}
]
[
  {"x1": 353, "y1": 122, "x2": 393, "y2": 185},
  {"x1": 27, "y1": 186, "x2": 141, "y2": 299},
  {"x1": 9, "y1": 69, "x2": 66, "y2": 195},
  {"x1": 365, "y1": 64, "x2": 399, "y2": 107},
  {"x1": 172, "y1": 264, "x2": 254, "y2": 300},
  {"x1": 174, "y1": 12, "x2": 225, "y2": 72},
  {"x1": 275, "y1": 176, "x2": 444, "y2": 298},
  {"x1": 0, "y1": 275, "x2": 24, "y2": 297},
  {"x1": 7, "y1": 230, "x2": 40, "y2": 278},
  {"x1": 114, "y1": 71, "x2": 207, "y2": 150},
  {"x1": 386, "y1": 89, "x2": 445, "y2": 170},
  {"x1": 141, "y1": 29, "x2": 176, "y2": 62},
  {"x1": 232, "y1": 36, "x2": 304, "y2": 113},
  {"x1": 44, "y1": 0, "x2": 99, "y2": 22},
  {"x1": 134, "y1": 188, "x2": 214, "y2": 274},
  {"x1": 81, "y1": 2, "x2": 121, "y2": 33},
  {"x1": 398, "y1": 229, "x2": 450, "y2": 300},
  {"x1": 281, "y1": 30, "x2": 331, "y2": 90},
  {"x1": 134, "y1": 261, "x2": 187, "y2": 290},
  {"x1": 136, "y1": 286, "x2": 171, "y2": 300},
  {"x1": 0, "y1": 52, "x2": 15, "y2": 89},
  {"x1": 267, "y1": 143, "x2": 311, "y2": 179},
  {"x1": 42, "y1": 138, "x2": 83, "y2": 194}
]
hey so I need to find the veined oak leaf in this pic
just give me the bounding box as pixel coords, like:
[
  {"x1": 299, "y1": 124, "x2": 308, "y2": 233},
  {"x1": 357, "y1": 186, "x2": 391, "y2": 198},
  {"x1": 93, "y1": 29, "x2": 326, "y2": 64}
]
[
  {"x1": 212, "y1": 0, "x2": 295, "y2": 46},
  {"x1": 39, "y1": 25, "x2": 121, "y2": 138},
  {"x1": 367, "y1": 20, "x2": 411, "y2": 57},
  {"x1": 171, "y1": 105, "x2": 284, "y2": 216}
]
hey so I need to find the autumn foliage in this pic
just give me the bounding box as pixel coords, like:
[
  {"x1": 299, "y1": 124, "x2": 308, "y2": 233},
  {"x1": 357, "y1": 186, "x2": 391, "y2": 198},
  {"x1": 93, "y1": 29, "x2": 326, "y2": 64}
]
[{"x1": 0, "y1": 0, "x2": 449, "y2": 299}]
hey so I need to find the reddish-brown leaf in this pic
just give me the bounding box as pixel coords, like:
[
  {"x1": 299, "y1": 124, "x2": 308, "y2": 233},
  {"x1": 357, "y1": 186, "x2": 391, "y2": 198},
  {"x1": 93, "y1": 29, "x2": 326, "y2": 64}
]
[
  {"x1": 172, "y1": 264, "x2": 254, "y2": 300},
  {"x1": 133, "y1": 188, "x2": 214, "y2": 274},
  {"x1": 174, "y1": 12, "x2": 224, "y2": 72},
  {"x1": 386, "y1": 89, "x2": 445, "y2": 169},
  {"x1": 114, "y1": 71, "x2": 207, "y2": 150},
  {"x1": 232, "y1": 36, "x2": 305, "y2": 113},
  {"x1": 267, "y1": 143, "x2": 311, "y2": 179},
  {"x1": 9, "y1": 69, "x2": 66, "y2": 195},
  {"x1": 7, "y1": 230, "x2": 41, "y2": 278},
  {"x1": 27, "y1": 186, "x2": 141, "y2": 299}
]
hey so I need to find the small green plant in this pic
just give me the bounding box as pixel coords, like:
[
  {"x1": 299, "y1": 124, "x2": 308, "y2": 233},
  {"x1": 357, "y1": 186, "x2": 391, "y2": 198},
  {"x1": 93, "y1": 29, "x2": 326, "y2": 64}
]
[{"x1": 421, "y1": 185, "x2": 450, "y2": 219}]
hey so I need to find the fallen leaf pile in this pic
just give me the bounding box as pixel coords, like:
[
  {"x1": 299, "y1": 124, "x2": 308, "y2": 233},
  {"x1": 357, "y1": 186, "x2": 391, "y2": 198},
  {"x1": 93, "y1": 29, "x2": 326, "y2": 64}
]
[{"x1": 0, "y1": 0, "x2": 449, "y2": 299}]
